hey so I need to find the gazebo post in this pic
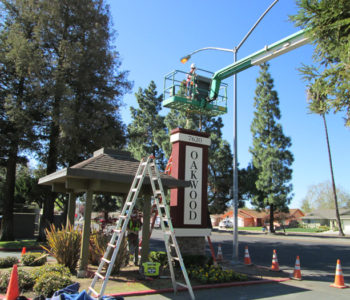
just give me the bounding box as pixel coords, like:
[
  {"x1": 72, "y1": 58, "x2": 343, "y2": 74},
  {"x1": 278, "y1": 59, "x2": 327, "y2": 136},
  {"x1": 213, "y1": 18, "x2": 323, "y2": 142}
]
[
  {"x1": 77, "y1": 188, "x2": 93, "y2": 277},
  {"x1": 140, "y1": 193, "x2": 152, "y2": 265},
  {"x1": 67, "y1": 192, "x2": 77, "y2": 227}
]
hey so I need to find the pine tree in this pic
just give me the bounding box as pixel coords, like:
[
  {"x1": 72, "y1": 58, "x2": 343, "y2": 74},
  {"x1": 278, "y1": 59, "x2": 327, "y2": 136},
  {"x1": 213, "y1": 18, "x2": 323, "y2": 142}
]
[
  {"x1": 1, "y1": 0, "x2": 131, "y2": 240},
  {"x1": 291, "y1": 0, "x2": 350, "y2": 126},
  {"x1": 34, "y1": 0, "x2": 131, "y2": 240},
  {"x1": 127, "y1": 81, "x2": 167, "y2": 166},
  {"x1": 249, "y1": 63, "x2": 294, "y2": 233},
  {"x1": 0, "y1": 0, "x2": 45, "y2": 240}
]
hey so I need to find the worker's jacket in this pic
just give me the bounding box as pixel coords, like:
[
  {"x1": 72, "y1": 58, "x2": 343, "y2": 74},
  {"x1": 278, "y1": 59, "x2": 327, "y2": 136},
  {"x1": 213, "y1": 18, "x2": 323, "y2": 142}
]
[{"x1": 127, "y1": 219, "x2": 141, "y2": 234}]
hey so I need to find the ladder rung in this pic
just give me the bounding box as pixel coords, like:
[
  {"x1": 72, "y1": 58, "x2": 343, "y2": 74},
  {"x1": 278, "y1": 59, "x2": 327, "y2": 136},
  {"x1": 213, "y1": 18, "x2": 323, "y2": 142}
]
[
  {"x1": 172, "y1": 257, "x2": 180, "y2": 261},
  {"x1": 119, "y1": 216, "x2": 127, "y2": 219},
  {"x1": 113, "y1": 229, "x2": 122, "y2": 234},
  {"x1": 95, "y1": 272, "x2": 105, "y2": 280},
  {"x1": 176, "y1": 282, "x2": 188, "y2": 288},
  {"x1": 88, "y1": 287, "x2": 99, "y2": 297},
  {"x1": 155, "y1": 190, "x2": 162, "y2": 194},
  {"x1": 141, "y1": 162, "x2": 148, "y2": 166},
  {"x1": 132, "y1": 188, "x2": 138, "y2": 192},
  {"x1": 126, "y1": 201, "x2": 133, "y2": 206},
  {"x1": 108, "y1": 243, "x2": 116, "y2": 248},
  {"x1": 151, "y1": 176, "x2": 158, "y2": 181},
  {"x1": 136, "y1": 175, "x2": 143, "y2": 179},
  {"x1": 102, "y1": 257, "x2": 111, "y2": 264}
]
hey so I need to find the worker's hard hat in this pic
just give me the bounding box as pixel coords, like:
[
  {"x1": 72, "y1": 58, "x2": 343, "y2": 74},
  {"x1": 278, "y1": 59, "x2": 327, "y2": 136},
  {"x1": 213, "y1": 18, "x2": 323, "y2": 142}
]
[{"x1": 191, "y1": 63, "x2": 196, "y2": 69}]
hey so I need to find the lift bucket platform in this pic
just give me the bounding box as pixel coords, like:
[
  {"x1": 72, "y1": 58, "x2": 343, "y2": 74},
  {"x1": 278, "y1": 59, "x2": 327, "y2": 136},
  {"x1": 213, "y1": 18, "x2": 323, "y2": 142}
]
[{"x1": 163, "y1": 69, "x2": 227, "y2": 116}]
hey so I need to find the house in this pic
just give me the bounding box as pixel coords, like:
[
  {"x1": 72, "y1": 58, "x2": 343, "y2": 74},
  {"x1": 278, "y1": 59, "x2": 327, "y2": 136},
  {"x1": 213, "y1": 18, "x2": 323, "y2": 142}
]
[
  {"x1": 282, "y1": 209, "x2": 305, "y2": 226},
  {"x1": 218, "y1": 209, "x2": 267, "y2": 227},
  {"x1": 302, "y1": 208, "x2": 350, "y2": 232},
  {"x1": 214, "y1": 208, "x2": 305, "y2": 228}
]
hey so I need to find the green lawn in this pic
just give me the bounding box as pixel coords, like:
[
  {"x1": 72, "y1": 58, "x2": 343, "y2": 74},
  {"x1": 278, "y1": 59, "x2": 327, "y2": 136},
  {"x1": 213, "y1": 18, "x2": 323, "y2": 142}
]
[
  {"x1": 238, "y1": 227, "x2": 262, "y2": 231},
  {"x1": 238, "y1": 227, "x2": 325, "y2": 233},
  {"x1": 0, "y1": 239, "x2": 43, "y2": 250}
]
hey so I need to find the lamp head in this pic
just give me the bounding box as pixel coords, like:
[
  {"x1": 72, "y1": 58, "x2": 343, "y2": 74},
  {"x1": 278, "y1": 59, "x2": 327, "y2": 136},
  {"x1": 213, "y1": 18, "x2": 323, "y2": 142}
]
[{"x1": 180, "y1": 55, "x2": 191, "y2": 64}]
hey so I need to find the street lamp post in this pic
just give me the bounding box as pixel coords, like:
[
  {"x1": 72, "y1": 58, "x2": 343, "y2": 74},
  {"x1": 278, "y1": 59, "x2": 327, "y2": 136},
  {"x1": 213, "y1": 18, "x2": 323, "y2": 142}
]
[{"x1": 180, "y1": 0, "x2": 279, "y2": 262}]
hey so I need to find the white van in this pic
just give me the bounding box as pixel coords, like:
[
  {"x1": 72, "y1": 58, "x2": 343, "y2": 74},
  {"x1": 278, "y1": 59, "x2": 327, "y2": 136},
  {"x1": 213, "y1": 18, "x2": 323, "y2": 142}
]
[{"x1": 219, "y1": 219, "x2": 233, "y2": 228}]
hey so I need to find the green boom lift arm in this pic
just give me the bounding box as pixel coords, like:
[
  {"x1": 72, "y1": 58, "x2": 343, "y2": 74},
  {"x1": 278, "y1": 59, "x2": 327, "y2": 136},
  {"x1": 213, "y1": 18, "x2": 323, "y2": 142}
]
[{"x1": 209, "y1": 29, "x2": 310, "y2": 100}]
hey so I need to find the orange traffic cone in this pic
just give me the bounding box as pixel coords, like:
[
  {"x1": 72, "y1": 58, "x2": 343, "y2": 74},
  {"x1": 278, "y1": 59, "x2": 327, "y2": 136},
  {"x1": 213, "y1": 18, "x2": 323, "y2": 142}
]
[
  {"x1": 244, "y1": 246, "x2": 252, "y2": 265},
  {"x1": 291, "y1": 256, "x2": 302, "y2": 280},
  {"x1": 270, "y1": 249, "x2": 280, "y2": 271},
  {"x1": 216, "y1": 244, "x2": 223, "y2": 261},
  {"x1": 5, "y1": 264, "x2": 19, "y2": 300},
  {"x1": 330, "y1": 259, "x2": 349, "y2": 289},
  {"x1": 21, "y1": 247, "x2": 26, "y2": 256}
]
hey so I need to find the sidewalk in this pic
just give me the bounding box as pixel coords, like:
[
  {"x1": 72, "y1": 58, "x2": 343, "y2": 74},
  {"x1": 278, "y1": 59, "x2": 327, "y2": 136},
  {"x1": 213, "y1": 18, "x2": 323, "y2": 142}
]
[{"x1": 213, "y1": 227, "x2": 350, "y2": 241}]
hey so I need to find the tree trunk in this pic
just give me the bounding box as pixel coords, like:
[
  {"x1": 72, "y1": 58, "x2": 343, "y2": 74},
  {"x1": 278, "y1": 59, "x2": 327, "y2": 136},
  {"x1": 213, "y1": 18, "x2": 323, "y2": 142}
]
[
  {"x1": 322, "y1": 114, "x2": 344, "y2": 236},
  {"x1": 269, "y1": 203, "x2": 275, "y2": 233},
  {"x1": 0, "y1": 142, "x2": 18, "y2": 241},
  {"x1": 38, "y1": 99, "x2": 60, "y2": 241}
]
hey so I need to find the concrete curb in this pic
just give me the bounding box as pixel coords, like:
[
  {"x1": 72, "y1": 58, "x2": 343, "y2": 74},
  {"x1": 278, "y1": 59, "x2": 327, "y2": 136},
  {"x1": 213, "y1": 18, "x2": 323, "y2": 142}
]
[
  {"x1": 0, "y1": 247, "x2": 42, "y2": 252},
  {"x1": 107, "y1": 277, "x2": 291, "y2": 298}
]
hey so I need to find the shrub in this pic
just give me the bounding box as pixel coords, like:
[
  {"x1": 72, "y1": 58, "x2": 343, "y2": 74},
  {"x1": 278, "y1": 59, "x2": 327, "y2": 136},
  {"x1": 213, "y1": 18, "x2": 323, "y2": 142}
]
[
  {"x1": 187, "y1": 264, "x2": 248, "y2": 284},
  {"x1": 288, "y1": 220, "x2": 299, "y2": 228},
  {"x1": 31, "y1": 264, "x2": 71, "y2": 281},
  {"x1": 33, "y1": 272, "x2": 73, "y2": 298},
  {"x1": 0, "y1": 256, "x2": 18, "y2": 268},
  {"x1": 316, "y1": 225, "x2": 330, "y2": 232},
  {"x1": 148, "y1": 251, "x2": 167, "y2": 267},
  {"x1": 42, "y1": 223, "x2": 81, "y2": 272},
  {"x1": 21, "y1": 252, "x2": 47, "y2": 266},
  {"x1": 89, "y1": 231, "x2": 110, "y2": 265},
  {"x1": 0, "y1": 269, "x2": 35, "y2": 292},
  {"x1": 89, "y1": 231, "x2": 128, "y2": 274}
]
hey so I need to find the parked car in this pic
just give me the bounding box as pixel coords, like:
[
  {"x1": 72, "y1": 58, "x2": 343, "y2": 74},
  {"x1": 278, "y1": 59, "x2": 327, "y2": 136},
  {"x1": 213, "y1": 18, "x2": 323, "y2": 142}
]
[{"x1": 219, "y1": 219, "x2": 233, "y2": 228}]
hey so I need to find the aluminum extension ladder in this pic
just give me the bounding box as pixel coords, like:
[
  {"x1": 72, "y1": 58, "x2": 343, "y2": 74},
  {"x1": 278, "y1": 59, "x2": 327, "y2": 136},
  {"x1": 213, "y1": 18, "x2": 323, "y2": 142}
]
[{"x1": 87, "y1": 155, "x2": 195, "y2": 300}]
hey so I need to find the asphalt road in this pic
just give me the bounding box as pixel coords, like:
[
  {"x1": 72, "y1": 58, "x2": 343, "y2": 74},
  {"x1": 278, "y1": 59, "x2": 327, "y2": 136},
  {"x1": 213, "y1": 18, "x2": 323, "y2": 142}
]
[{"x1": 150, "y1": 229, "x2": 350, "y2": 282}]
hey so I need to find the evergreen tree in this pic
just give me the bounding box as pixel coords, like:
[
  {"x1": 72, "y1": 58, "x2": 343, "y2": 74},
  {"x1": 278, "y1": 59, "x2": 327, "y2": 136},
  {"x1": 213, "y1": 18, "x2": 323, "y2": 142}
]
[
  {"x1": 291, "y1": 0, "x2": 350, "y2": 126},
  {"x1": 127, "y1": 81, "x2": 167, "y2": 167},
  {"x1": 34, "y1": 0, "x2": 131, "y2": 240},
  {"x1": 0, "y1": 0, "x2": 45, "y2": 240},
  {"x1": 92, "y1": 194, "x2": 123, "y2": 223},
  {"x1": 1, "y1": 0, "x2": 131, "y2": 240},
  {"x1": 249, "y1": 63, "x2": 294, "y2": 233}
]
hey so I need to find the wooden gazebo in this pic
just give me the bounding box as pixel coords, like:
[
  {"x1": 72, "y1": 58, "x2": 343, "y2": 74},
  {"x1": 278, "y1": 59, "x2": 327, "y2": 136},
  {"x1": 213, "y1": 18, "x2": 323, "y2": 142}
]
[{"x1": 38, "y1": 148, "x2": 188, "y2": 276}]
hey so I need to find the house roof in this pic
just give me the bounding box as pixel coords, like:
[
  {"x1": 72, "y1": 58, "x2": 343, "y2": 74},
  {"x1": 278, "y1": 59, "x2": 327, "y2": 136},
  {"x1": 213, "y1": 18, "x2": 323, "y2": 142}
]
[
  {"x1": 289, "y1": 209, "x2": 305, "y2": 217},
  {"x1": 221, "y1": 208, "x2": 305, "y2": 220},
  {"x1": 38, "y1": 148, "x2": 189, "y2": 194},
  {"x1": 302, "y1": 208, "x2": 350, "y2": 220},
  {"x1": 239, "y1": 209, "x2": 266, "y2": 218},
  {"x1": 221, "y1": 209, "x2": 266, "y2": 219}
]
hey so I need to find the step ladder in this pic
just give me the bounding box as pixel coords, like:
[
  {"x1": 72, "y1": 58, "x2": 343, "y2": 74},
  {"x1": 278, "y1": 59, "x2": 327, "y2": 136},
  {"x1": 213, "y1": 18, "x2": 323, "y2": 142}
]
[{"x1": 87, "y1": 155, "x2": 195, "y2": 300}]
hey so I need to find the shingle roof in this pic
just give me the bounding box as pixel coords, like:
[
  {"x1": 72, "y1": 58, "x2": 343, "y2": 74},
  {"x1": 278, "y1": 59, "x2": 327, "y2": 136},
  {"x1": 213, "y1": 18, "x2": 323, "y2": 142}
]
[
  {"x1": 38, "y1": 148, "x2": 189, "y2": 192},
  {"x1": 302, "y1": 208, "x2": 350, "y2": 220}
]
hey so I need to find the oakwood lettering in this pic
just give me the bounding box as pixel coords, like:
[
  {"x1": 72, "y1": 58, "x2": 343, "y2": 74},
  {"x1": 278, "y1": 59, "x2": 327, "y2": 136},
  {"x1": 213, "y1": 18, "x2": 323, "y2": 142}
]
[{"x1": 188, "y1": 150, "x2": 199, "y2": 220}]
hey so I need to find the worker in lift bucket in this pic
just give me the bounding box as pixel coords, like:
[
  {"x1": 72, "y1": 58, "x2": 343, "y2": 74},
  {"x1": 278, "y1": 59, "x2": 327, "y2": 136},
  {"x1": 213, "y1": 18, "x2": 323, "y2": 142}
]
[
  {"x1": 127, "y1": 210, "x2": 142, "y2": 265},
  {"x1": 186, "y1": 63, "x2": 196, "y2": 98}
]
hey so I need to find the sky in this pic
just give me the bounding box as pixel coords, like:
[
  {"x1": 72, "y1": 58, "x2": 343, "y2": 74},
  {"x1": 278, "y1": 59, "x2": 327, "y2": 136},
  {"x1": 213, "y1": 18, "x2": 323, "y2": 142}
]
[{"x1": 107, "y1": 0, "x2": 350, "y2": 209}]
